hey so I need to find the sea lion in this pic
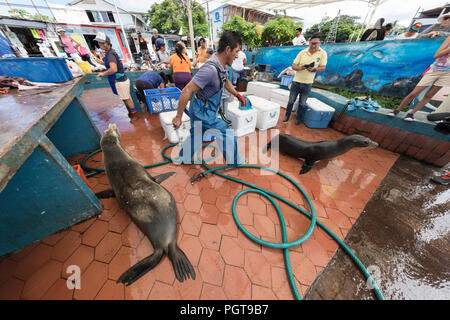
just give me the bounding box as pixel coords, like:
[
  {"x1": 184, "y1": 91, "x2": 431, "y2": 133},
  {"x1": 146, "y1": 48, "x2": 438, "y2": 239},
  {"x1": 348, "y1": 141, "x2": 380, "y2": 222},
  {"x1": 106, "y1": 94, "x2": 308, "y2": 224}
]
[
  {"x1": 100, "y1": 123, "x2": 196, "y2": 286},
  {"x1": 263, "y1": 133, "x2": 378, "y2": 174}
]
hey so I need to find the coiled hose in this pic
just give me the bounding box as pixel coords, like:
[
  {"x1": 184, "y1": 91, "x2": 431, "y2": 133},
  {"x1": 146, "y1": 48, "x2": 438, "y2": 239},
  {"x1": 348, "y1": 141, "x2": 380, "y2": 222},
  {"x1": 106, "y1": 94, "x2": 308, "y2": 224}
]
[{"x1": 81, "y1": 143, "x2": 384, "y2": 300}]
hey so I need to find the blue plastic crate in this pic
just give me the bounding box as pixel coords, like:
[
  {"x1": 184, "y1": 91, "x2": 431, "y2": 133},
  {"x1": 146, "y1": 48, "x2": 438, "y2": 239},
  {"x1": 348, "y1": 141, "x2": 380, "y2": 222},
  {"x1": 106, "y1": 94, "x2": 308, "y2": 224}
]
[
  {"x1": 144, "y1": 87, "x2": 182, "y2": 114},
  {"x1": 280, "y1": 75, "x2": 294, "y2": 89},
  {"x1": 0, "y1": 57, "x2": 73, "y2": 83}
]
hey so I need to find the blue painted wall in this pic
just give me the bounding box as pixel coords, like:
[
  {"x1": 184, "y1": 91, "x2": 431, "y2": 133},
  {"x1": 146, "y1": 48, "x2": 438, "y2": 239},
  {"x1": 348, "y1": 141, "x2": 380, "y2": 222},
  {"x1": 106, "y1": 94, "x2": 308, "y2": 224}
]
[{"x1": 253, "y1": 38, "x2": 443, "y2": 97}]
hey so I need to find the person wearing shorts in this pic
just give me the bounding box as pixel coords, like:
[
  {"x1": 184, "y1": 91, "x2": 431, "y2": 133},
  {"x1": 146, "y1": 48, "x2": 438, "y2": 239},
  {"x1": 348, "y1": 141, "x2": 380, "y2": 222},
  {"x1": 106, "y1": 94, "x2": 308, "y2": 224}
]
[
  {"x1": 94, "y1": 32, "x2": 139, "y2": 118},
  {"x1": 388, "y1": 35, "x2": 450, "y2": 121}
]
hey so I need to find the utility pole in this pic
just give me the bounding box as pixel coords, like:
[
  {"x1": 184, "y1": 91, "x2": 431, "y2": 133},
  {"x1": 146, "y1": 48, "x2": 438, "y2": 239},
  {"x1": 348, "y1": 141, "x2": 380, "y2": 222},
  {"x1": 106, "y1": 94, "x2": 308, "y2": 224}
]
[
  {"x1": 186, "y1": 0, "x2": 196, "y2": 63},
  {"x1": 206, "y1": 0, "x2": 212, "y2": 46},
  {"x1": 112, "y1": 0, "x2": 134, "y2": 63}
]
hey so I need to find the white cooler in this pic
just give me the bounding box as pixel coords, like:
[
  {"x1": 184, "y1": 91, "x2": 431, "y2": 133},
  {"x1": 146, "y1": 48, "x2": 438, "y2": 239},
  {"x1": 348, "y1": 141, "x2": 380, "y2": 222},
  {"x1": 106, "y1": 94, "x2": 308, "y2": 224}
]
[
  {"x1": 159, "y1": 110, "x2": 191, "y2": 143},
  {"x1": 246, "y1": 81, "x2": 279, "y2": 100},
  {"x1": 226, "y1": 101, "x2": 258, "y2": 137},
  {"x1": 270, "y1": 88, "x2": 298, "y2": 108},
  {"x1": 246, "y1": 95, "x2": 280, "y2": 130}
]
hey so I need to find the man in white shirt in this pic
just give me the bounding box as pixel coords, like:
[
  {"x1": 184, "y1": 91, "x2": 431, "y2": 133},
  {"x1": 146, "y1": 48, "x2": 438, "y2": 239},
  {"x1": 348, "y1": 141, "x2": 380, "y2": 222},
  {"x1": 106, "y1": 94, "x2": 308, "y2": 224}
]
[
  {"x1": 292, "y1": 27, "x2": 307, "y2": 46},
  {"x1": 231, "y1": 49, "x2": 247, "y2": 85}
]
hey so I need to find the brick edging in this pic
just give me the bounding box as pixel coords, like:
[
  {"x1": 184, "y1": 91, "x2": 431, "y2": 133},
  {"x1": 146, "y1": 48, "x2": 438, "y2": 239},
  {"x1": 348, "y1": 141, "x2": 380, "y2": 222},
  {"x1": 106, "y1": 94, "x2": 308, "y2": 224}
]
[{"x1": 330, "y1": 114, "x2": 450, "y2": 167}]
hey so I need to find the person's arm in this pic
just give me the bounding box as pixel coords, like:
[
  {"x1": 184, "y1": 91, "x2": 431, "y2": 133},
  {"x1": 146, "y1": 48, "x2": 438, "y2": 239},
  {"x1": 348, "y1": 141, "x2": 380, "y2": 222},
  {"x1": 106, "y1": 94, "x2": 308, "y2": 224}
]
[
  {"x1": 308, "y1": 51, "x2": 327, "y2": 72},
  {"x1": 435, "y1": 30, "x2": 450, "y2": 38},
  {"x1": 224, "y1": 78, "x2": 247, "y2": 106},
  {"x1": 70, "y1": 36, "x2": 81, "y2": 48},
  {"x1": 99, "y1": 61, "x2": 117, "y2": 77},
  {"x1": 434, "y1": 36, "x2": 450, "y2": 59},
  {"x1": 417, "y1": 25, "x2": 437, "y2": 38},
  {"x1": 172, "y1": 80, "x2": 200, "y2": 129},
  {"x1": 291, "y1": 52, "x2": 305, "y2": 71}
]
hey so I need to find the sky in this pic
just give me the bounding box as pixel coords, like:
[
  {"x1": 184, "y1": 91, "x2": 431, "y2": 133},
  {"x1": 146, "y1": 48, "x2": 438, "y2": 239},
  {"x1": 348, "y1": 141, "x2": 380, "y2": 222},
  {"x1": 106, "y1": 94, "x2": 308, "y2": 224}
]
[{"x1": 1, "y1": 0, "x2": 448, "y2": 29}]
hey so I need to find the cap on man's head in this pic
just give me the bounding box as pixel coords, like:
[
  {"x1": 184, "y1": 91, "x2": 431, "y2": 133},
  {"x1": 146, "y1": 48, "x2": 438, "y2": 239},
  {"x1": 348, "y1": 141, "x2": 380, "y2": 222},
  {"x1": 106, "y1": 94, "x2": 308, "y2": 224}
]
[
  {"x1": 411, "y1": 22, "x2": 422, "y2": 31},
  {"x1": 438, "y1": 13, "x2": 450, "y2": 23},
  {"x1": 94, "y1": 32, "x2": 110, "y2": 44},
  {"x1": 155, "y1": 38, "x2": 165, "y2": 50},
  {"x1": 56, "y1": 27, "x2": 65, "y2": 33}
]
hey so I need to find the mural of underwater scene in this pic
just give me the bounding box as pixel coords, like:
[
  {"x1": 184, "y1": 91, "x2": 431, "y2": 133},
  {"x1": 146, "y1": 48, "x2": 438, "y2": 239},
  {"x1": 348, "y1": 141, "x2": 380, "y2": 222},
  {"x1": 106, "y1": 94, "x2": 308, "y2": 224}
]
[{"x1": 254, "y1": 38, "x2": 443, "y2": 98}]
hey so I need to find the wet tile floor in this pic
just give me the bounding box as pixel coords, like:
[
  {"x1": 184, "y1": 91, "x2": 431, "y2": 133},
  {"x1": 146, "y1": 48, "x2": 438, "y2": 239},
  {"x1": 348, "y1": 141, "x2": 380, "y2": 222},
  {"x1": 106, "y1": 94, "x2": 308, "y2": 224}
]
[{"x1": 0, "y1": 88, "x2": 399, "y2": 300}]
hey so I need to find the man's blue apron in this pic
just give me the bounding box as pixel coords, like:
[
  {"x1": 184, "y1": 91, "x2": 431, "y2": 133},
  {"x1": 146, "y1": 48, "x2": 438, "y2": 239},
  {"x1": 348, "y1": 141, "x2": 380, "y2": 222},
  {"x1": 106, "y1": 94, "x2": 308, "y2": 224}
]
[{"x1": 179, "y1": 62, "x2": 244, "y2": 166}]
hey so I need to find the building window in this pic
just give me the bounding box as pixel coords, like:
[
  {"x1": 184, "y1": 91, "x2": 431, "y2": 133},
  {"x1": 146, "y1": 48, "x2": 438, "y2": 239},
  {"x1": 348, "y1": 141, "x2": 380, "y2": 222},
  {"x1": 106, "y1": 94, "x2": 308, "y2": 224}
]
[
  {"x1": 85, "y1": 10, "x2": 115, "y2": 23},
  {"x1": 86, "y1": 10, "x2": 95, "y2": 22},
  {"x1": 107, "y1": 12, "x2": 115, "y2": 23},
  {"x1": 100, "y1": 11, "x2": 109, "y2": 22}
]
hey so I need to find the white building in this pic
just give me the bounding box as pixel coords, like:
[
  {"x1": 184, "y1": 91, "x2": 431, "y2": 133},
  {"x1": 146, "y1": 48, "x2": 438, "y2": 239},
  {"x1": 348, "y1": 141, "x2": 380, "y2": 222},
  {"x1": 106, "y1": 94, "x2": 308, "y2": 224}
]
[
  {"x1": 61, "y1": 0, "x2": 148, "y2": 32},
  {"x1": 50, "y1": 0, "x2": 151, "y2": 61}
]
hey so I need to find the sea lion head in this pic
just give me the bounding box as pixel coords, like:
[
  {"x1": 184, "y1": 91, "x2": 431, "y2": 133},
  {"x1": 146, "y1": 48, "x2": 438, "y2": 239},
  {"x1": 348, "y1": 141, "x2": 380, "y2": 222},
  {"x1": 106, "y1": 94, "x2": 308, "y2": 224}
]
[
  {"x1": 100, "y1": 123, "x2": 121, "y2": 147},
  {"x1": 348, "y1": 135, "x2": 378, "y2": 149}
]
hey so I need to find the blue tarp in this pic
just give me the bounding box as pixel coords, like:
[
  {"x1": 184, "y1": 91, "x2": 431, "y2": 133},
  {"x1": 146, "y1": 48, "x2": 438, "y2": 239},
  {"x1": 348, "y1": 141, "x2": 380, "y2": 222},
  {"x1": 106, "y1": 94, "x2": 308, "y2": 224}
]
[{"x1": 0, "y1": 34, "x2": 15, "y2": 58}]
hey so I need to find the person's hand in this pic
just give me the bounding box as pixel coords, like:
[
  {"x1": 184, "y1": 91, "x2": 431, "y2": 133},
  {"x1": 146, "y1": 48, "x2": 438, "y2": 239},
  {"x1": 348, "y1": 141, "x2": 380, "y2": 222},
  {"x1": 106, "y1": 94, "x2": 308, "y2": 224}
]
[
  {"x1": 428, "y1": 31, "x2": 439, "y2": 38},
  {"x1": 307, "y1": 67, "x2": 316, "y2": 72},
  {"x1": 236, "y1": 93, "x2": 247, "y2": 107},
  {"x1": 98, "y1": 72, "x2": 105, "y2": 77},
  {"x1": 172, "y1": 115, "x2": 182, "y2": 130}
]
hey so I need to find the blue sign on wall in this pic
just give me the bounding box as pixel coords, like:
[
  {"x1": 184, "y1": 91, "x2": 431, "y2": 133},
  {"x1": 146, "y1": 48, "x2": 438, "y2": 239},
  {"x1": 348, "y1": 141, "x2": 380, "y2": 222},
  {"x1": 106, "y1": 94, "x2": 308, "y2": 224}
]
[
  {"x1": 254, "y1": 38, "x2": 443, "y2": 97},
  {"x1": 215, "y1": 12, "x2": 221, "y2": 22}
]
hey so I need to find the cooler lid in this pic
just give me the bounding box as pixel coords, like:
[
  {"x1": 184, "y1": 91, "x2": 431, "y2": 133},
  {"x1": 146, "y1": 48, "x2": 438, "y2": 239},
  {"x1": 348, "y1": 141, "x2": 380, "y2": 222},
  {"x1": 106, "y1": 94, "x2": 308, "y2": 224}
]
[
  {"x1": 272, "y1": 88, "x2": 290, "y2": 96},
  {"x1": 249, "y1": 81, "x2": 279, "y2": 89},
  {"x1": 306, "y1": 98, "x2": 335, "y2": 112},
  {"x1": 159, "y1": 110, "x2": 190, "y2": 125},
  {"x1": 227, "y1": 101, "x2": 258, "y2": 116},
  {"x1": 246, "y1": 95, "x2": 280, "y2": 111}
]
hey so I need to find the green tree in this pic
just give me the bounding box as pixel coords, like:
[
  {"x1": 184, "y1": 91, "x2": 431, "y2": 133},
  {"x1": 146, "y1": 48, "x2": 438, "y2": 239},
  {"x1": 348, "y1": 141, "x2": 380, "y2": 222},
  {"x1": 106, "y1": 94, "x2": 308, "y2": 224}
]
[
  {"x1": 9, "y1": 9, "x2": 55, "y2": 22},
  {"x1": 146, "y1": 0, "x2": 182, "y2": 34},
  {"x1": 145, "y1": 0, "x2": 208, "y2": 37},
  {"x1": 9, "y1": 9, "x2": 31, "y2": 19},
  {"x1": 221, "y1": 16, "x2": 261, "y2": 49},
  {"x1": 262, "y1": 17, "x2": 303, "y2": 45}
]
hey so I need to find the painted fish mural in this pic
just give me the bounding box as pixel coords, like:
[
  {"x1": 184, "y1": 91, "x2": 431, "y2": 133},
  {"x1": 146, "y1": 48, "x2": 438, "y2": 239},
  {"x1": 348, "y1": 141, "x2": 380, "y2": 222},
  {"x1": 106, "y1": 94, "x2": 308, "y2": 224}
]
[{"x1": 251, "y1": 38, "x2": 443, "y2": 98}]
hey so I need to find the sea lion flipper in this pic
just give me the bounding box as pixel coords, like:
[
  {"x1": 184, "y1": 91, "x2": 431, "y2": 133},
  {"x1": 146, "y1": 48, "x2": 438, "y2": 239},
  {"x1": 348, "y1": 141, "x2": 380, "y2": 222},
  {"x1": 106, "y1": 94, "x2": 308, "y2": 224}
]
[
  {"x1": 117, "y1": 248, "x2": 164, "y2": 286},
  {"x1": 152, "y1": 172, "x2": 176, "y2": 184},
  {"x1": 299, "y1": 160, "x2": 314, "y2": 175},
  {"x1": 95, "y1": 189, "x2": 116, "y2": 198},
  {"x1": 168, "y1": 242, "x2": 196, "y2": 282}
]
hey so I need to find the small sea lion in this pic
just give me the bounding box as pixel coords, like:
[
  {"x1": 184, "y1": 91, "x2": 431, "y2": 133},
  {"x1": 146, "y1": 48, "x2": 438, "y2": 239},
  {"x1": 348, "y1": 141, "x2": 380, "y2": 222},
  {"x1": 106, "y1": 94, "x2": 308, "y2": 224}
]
[
  {"x1": 263, "y1": 133, "x2": 378, "y2": 174},
  {"x1": 100, "y1": 123, "x2": 195, "y2": 286}
]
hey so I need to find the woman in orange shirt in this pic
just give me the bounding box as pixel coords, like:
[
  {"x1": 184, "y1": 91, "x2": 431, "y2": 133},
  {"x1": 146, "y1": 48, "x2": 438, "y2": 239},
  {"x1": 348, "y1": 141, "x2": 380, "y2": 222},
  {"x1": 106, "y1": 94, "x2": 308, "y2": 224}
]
[{"x1": 169, "y1": 42, "x2": 192, "y2": 90}]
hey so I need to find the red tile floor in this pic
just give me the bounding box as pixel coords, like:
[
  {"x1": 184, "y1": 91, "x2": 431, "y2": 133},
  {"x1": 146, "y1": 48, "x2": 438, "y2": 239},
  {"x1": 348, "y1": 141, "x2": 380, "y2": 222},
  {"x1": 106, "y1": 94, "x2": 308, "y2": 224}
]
[{"x1": 0, "y1": 88, "x2": 399, "y2": 300}]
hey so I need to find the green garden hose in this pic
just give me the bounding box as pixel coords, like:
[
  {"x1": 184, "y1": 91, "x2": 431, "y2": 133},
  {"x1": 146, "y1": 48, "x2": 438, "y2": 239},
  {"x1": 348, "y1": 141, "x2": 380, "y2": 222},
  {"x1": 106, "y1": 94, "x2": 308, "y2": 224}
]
[{"x1": 81, "y1": 143, "x2": 384, "y2": 300}]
